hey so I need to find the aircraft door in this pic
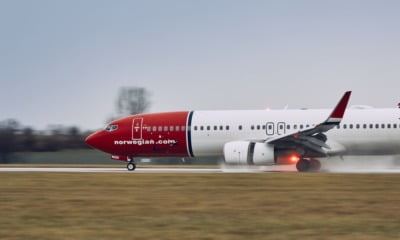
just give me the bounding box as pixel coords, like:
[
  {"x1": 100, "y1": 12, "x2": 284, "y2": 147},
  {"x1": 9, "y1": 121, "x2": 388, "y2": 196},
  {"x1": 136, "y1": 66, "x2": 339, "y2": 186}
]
[
  {"x1": 266, "y1": 122, "x2": 274, "y2": 135},
  {"x1": 132, "y1": 118, "x2": 143, "y2": 140},
  {"x1": 277, "y1": 122, "x2": 286, "y2": 135}
]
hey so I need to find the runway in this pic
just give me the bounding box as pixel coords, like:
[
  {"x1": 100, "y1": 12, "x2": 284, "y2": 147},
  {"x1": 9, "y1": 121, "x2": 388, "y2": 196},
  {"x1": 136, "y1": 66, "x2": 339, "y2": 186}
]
[
  {"x1": 0, "y1": 167, "x2": 222, "y2": 173},
  {"x1": 0, "y1": 165, "x2": 295, "y2": 173},
  {"x1": 0, "y1": 167, "x2": 293, "y2": 173},
  {"x1": 1, "y1": 165, "x2": 400, "y2": 173}
]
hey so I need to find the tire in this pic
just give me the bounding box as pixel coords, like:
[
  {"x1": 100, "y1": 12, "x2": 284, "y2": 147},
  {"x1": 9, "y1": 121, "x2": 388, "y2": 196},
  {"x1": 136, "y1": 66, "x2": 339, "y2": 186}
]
[
  {"x1": 296, "y1": 159, "x2": 310, "y2": 172},
  {"x1": 309, "y1": 159, "x2": 321, "y2": 172},
  {"x1": 127, "y1": 163, "x2": 136, "y2": 171}
]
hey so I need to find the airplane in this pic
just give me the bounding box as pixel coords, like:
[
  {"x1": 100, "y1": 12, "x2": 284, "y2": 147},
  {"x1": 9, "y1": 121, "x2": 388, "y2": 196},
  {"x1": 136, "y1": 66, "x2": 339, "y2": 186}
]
[{"x1": 85, "y1": 91, "x2": 400, "y2": 172}]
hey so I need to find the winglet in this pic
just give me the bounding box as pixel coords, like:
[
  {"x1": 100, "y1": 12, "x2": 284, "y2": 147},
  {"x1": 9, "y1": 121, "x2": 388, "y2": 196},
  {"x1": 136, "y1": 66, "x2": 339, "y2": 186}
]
[{"x1": 325, "y1": 91, "x2": 352, "y2": 124}]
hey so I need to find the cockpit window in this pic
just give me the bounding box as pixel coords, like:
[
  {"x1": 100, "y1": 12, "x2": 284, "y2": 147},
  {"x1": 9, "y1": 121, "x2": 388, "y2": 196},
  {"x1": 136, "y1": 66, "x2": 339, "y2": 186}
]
[{"x1": 104, "y1": 124, "x2": 118, "y2": 132}]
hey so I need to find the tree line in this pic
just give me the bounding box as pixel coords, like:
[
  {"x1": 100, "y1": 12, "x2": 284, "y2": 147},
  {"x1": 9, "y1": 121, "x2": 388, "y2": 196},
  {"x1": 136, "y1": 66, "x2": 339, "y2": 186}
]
[
  {"x1": 0, "y1": 119, "x2": 93, "y2": 163},
  {"x1": 0, "y1": 87, "x2": 151, "y2": 163}
]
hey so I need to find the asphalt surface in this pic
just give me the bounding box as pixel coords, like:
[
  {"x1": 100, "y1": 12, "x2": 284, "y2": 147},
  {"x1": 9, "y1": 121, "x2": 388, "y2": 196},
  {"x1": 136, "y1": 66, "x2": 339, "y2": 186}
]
[{"x1": 1, "y1": 165, "x2": 400, "y2": 173}]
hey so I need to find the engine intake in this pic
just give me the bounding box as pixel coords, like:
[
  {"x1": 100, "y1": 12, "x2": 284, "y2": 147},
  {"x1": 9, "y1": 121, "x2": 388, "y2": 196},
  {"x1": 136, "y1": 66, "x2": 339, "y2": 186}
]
[{"x1": 223, "y1": 141, "x2": 275, "y2": 165}]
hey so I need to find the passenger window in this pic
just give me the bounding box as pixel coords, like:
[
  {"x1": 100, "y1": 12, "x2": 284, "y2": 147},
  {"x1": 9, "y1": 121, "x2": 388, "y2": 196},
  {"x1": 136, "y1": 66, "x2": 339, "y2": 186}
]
[
  {"x1": 226, "y1": 125, "x2": 229, "y2": 130},
  {"x1": 257, "y1": 125, "x2": 260, "y2": 130},
  {"x1": 306, "y1": 124, "x2": 309, "y2": 128},
  {"x1": 262, "y1": 125, "x2": 266, "y2": 130},
  {"x1": 387, "y1": 124, "x2": 391, "y2": 128},
  {"x1": 337, "y1": 125, "x2": 340, "y2": 129},
  {"x1": 381, "y1": 124, "x2": 385, "y2": 129},
  {"x1": 394, "y1": 124, "x2": 397, "y2": 129},
  {"x1": 300, "y1": 124, "x2": 303, "y2": 129},
  {"x1": 220, "y1": 126, "x2": 223, "y2": 130},
  {"x1": 251, "y1": 125, "x2": 254, "y2": 130},
  {"x1": 238, "y1": 125, "x2": 242, "y2": 130},
  {"x1": 194, "y1": 126, "x2": 198, "y2": 131},
  {"x1": 207, "y1": 126, "x2": 210, "y2": 131},
  {"x1": 343, "y1": 124, "x2": 347, "y2": 129},
  {"x1": 175, "y1": 126, "x2": 180, "y2": 131},
  {"x1": 369, "y1": 124, "x2": 373, "y2": 129},
  {"x1": 375, "y1": 124, "x2": 379, "y2": 129},
  {"x1": 287, "y1": 125, "x2": 290, "y2": 130},
  {"x1": 294, "y1": 125, "x2": 297, "y2": 130},
  {"x1": 349, "y1": 124, "x2": 353, "y2": 129},
  {"x1": 158, "y1": 126, "x2": 162, "y2": 131},
  {"x1": 164, "y1": 126, "x2": 168, "y2": 131},
  {"x1": 363, "y1": 124, "x2": 366, "y2": 129},
  {"x1": 181, "y1": 126, "x2": 186, "y2": 131},
  {"x1": 356, "y1": 124, "x2": 360, "y2": 129}
]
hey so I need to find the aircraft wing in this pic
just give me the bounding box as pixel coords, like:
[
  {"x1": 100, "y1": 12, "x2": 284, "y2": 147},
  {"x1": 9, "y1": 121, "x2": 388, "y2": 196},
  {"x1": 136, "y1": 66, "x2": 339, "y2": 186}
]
[{"x1": 266, "y1": 91, "x2": 351, "y2": 156}]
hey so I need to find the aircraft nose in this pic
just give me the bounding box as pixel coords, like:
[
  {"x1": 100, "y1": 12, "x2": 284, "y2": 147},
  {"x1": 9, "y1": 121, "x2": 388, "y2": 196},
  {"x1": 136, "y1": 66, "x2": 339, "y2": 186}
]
[
  {"x1": 85, "y1": 130, "x2": 113, "y2": 154},
  {"x1": 85, "y1": 132, "x2": 100, "y2": 149}
]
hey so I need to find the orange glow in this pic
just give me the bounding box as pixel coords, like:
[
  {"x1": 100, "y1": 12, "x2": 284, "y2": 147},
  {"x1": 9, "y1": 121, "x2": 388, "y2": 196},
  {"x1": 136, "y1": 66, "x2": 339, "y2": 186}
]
[{"x1": 289, "y1": 154, "x2": 300, "y2": 163}]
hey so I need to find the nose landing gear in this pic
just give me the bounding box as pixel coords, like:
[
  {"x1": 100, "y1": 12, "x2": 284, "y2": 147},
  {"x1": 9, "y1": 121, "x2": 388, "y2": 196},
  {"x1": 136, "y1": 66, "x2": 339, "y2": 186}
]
[
  {"x1": 127, "y1": 157, "x2": 136, "y2": 171},
  {"x1": 127, "y1": 162, "x2": 136, "y2": 171}
]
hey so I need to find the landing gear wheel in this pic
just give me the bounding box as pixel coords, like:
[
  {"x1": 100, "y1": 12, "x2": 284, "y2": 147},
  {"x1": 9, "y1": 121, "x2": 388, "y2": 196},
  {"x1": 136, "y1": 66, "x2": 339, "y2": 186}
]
[
  {"x1": 127, "y1": 162, "x2": 136, "y2": 171},
  {"x1": 296, "y1": 159, "x2": 310, "y2": 172},
  {"x1": 309, "y1": 159, "x2": 321, "y2": 172}
]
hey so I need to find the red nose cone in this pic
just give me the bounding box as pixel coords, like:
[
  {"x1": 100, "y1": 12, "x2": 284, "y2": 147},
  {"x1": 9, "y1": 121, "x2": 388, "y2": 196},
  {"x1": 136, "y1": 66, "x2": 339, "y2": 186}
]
[
  {"x1": 85, "y1": 131, "x2": 114, "y2": 154},
  {"x1": 85, "y1": 132, "x2": 99, "y2": 149}
]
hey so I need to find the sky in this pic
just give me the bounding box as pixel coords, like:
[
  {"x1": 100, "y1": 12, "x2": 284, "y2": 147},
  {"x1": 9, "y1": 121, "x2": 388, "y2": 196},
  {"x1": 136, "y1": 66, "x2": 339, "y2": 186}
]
[{"x1": 1, "y1": 0, "x2": 400, "y2": 130}]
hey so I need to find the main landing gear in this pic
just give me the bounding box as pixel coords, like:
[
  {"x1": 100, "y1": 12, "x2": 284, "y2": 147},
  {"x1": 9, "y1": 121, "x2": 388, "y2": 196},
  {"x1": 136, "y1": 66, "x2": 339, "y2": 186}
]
[
  {"x1": 296, "y1": 158, "x2": 321, "y2": 172},
  {"x1": 127, "y1": 159, "x2": 136, "y2": 171}
]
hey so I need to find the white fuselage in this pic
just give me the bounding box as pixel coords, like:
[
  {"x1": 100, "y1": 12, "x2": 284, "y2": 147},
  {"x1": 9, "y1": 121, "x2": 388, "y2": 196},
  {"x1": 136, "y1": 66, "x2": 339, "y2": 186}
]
[{"x1": 189, "y1": 108, "x2": 400, "y2": 157}]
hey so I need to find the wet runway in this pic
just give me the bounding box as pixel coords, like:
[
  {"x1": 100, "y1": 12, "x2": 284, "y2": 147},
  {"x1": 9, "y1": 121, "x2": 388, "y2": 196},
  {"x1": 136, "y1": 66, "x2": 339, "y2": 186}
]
[
  {"x1": 0, "y1": 167, "x2": 221, "y2": 173},
  {"x1": 1, "y1": 165, "x2": 400, "y2": 173}
]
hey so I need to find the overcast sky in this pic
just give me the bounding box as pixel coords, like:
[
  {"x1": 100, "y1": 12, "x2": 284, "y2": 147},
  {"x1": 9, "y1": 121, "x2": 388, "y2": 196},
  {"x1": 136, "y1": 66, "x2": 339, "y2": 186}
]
[{"x1": 1, "y1": 0, "x2": 400, "y2": 130}]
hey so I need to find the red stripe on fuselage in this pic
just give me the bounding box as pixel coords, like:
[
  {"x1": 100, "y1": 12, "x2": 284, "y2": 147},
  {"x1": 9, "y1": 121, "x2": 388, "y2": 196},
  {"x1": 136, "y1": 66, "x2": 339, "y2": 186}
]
[{"x1": 108, "y1": 111, "x2": 190, "y2": 157}]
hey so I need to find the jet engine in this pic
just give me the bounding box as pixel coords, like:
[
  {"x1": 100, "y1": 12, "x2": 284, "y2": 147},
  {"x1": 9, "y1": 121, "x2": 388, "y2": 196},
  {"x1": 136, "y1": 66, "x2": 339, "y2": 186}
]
[{"x1": 223, "y1": 141, "x2": 275, "y2": 165}]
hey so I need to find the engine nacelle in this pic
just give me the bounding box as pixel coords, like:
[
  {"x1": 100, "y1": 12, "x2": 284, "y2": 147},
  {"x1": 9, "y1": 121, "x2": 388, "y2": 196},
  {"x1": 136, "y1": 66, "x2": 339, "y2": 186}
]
[{"x1": 223, "y1": 141, "x2": 275, "y2": 165}]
